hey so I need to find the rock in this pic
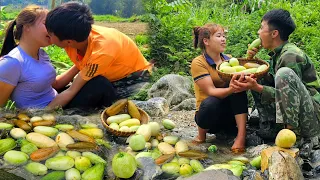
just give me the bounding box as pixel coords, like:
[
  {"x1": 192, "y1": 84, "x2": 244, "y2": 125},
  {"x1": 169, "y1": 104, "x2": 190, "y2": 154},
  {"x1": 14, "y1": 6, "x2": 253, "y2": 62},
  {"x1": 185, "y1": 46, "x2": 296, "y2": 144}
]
[
  {"x1": 268, "y1": 151, "x2": 304, "y2": 180},
  {"x1": 243, "y1": 169, "x2": 264, "y2": 180},
  {"x1": 148, "y1": 74, "x2": 194, "y2": 107},
  {"x1": 246, "y1": 144, "x2": 270, "y2": 158},
  {"x1": 246, "y1": 132, "x2": 263, "y2": 146},
  {"x1": 136, "y1": 157, "x2": 162, "y2": 180},
  {"x1": 311, "y1": 150, "x2": 320, "y2": 168},
  {"x1": 183, "y1": 169, "x2": 239, "y2": 180},
  {"x1": 133, "y1": 97, "x2": 169, "y2": 116},
  {"x1": 171, "y1": 98, "x2": 196, "y2": 111},
  {"x1": 261, "y1": 146, "x2": 299, "y2": 172}
]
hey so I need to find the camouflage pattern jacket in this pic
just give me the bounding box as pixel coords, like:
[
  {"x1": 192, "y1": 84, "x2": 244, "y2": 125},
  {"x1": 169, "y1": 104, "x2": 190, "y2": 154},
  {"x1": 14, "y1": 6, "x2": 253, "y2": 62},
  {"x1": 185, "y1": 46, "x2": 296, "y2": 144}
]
[{"x1": 260, "y1": 42, "x2": 320, "y2": 112}]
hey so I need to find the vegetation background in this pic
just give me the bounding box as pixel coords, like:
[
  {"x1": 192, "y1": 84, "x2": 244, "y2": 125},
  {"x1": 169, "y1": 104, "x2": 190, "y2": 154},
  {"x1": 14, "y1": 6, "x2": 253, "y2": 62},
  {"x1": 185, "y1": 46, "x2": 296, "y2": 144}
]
[{"x1": 1, "y1": 0, "x2": 319, "y2": 108}]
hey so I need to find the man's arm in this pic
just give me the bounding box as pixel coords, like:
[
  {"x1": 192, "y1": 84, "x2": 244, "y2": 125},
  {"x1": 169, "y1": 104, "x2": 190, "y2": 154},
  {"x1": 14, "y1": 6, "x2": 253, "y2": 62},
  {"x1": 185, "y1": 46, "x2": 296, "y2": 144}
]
[
  {"x1": 52, "y1": 65, "x2": 80, "y2": 90},
  {"x1": 0, "y1": 81, "x2": 15, "y2": 107},
  {"x1": 47, "y1": 74, "x2": 87, "y2": 109},
  {"x1": 231, "y1": 74, "x2": 276, "y2": 104}
]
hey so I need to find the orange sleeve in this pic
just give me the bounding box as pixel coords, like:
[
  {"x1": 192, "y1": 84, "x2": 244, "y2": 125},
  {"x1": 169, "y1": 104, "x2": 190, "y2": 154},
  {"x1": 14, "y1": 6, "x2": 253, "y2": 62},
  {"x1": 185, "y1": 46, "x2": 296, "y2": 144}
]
[
  {"x1": 191, "y1": 58, "x2": 210, "y2": 82},
  {"x1": 79, "y1": 53, "x2": 114, "y2": 81}
]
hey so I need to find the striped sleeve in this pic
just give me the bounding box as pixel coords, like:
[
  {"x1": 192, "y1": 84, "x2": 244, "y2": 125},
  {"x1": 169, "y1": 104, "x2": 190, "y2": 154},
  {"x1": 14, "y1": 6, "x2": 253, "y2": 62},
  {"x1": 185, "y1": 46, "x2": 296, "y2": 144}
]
[
  {"x1": 191, "y1": 58, "x2": 210, "y2": 82},
  {"x1": 80, "y1": 53, "x2": 114, "y2": 81}
]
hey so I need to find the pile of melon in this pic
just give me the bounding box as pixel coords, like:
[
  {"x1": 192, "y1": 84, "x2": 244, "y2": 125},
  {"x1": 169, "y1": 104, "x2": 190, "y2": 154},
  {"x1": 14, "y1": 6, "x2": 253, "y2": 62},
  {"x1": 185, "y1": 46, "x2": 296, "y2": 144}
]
[{"x1": 219, "y1": 58, "x2": 268, "y2": 74}]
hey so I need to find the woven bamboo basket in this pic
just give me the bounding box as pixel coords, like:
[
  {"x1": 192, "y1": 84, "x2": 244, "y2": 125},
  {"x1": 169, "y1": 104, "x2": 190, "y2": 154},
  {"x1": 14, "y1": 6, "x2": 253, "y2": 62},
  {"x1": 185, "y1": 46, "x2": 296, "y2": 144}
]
[
  {"x1": 100, "y1": 106, "x2": 149, "y2": 137},
  {"x1": 216, "y1": 58, "x2": 270, "y2": 82}
]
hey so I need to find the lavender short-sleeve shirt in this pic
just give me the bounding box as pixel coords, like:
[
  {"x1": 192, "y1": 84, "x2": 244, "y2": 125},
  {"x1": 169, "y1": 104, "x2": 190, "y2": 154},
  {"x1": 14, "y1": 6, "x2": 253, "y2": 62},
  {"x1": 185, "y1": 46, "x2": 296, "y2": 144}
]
[{"x1": 0, "y1": 46, "x2": 57, "y2": 108}]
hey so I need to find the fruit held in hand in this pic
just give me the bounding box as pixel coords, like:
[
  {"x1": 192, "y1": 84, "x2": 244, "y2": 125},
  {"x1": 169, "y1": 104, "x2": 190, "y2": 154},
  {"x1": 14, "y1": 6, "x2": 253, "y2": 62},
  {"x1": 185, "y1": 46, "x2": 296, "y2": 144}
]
[
  {"x1": 248, "y1": 38, "x2": 261, "y2": 50},
  {"x1": 275, "y1": 129, "x2": 296, "y2": 148}
]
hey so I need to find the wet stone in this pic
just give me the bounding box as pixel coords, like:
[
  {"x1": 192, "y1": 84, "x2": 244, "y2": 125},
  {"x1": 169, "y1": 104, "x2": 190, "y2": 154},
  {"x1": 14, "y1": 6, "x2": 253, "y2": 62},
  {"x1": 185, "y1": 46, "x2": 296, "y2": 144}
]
[
  {"x1": 248, "y1": 109, "x2": 260, "y2": 126},
  {"x1": 246, "y1": 132, "x2": 264, "y2": 146},
  {"x1": 243, "y1": 169, "x2": 265, "y2": 180},
  {"x1": 136, "y1": 157, "x2": 162, "y2": 180},
  {"x1": 246, "y1": 144, "x2": 270, "y2": 158},
  {"x1": 182, "y1": 169, "x2": 239, "y2": 180},
  {"x1": 311, "y1": 150, "x2": 320, "y2": 168}
]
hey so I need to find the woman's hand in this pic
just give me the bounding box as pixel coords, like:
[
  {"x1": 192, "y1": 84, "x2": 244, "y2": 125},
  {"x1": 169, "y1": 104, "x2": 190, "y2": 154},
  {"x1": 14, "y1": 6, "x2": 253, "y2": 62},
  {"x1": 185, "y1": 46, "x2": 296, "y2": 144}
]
[
  {"x1": 231, "y1": 74, "x2": 263, "y2": 92},
  {"x1": 230, "y1": 73, "x2": 248, "y2": 93}
]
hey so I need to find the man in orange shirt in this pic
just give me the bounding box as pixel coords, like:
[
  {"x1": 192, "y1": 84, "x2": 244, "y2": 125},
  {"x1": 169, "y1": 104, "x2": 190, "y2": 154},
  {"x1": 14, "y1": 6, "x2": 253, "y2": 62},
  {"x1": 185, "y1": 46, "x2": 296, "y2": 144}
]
[{"x1": 45, "y1": 2, "x2": 151, "y2": 109}]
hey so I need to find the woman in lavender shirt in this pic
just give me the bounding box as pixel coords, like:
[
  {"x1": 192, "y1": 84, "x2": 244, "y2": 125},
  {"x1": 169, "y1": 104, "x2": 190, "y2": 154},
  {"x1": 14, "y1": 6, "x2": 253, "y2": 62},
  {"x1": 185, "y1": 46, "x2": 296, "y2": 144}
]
[
  {"x1": 0, "y1": 5, "x2": 65, "y2": 109},
  {"x1": 0, "y1": 5, "x2": 116, "y2": 109}
]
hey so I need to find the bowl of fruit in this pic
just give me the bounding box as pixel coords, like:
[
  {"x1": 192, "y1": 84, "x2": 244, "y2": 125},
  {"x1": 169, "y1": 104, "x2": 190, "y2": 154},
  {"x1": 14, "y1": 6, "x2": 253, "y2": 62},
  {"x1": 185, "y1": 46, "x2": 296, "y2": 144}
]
[
  {"x1": 216, "y1": 57, "x2": 270, "y2": 82},
  {"x1": 100, "y1": 99, "x2": 149, "y2": 137}
]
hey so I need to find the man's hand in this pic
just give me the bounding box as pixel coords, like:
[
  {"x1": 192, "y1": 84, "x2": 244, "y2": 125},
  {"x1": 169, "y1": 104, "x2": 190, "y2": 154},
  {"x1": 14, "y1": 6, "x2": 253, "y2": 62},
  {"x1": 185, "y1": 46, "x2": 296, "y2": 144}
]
[{"x1": 247, "y1": 44, "x2": 261, "y2": 60}]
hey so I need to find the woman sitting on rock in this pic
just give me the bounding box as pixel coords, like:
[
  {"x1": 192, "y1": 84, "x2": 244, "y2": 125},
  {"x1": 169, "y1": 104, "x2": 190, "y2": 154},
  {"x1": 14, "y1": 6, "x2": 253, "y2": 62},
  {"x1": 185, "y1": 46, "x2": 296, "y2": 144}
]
[{"x1": 190, "y1": 23, "x2": 248, "y2": 151}]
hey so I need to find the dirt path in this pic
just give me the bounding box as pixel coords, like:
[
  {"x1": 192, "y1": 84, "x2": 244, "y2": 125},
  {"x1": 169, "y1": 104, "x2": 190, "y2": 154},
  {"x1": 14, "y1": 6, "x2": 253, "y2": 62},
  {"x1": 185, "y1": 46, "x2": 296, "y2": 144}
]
[{"x1": 94, "y1": 22, "x2": 149, "y2": 39}]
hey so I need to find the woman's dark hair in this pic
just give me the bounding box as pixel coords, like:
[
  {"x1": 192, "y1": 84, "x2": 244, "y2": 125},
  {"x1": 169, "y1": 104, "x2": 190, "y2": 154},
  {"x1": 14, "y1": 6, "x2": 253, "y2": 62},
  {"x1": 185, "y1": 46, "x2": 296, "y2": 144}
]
[
  {"x1": 45, "y1": 1, "x2": 94, "y2": 42},
  {"x1": 0, "y1": 5, "x2": 47, "y2": 57},
  {"x1": 193, "y1": 23, "x2": 225, "y2": 51}
]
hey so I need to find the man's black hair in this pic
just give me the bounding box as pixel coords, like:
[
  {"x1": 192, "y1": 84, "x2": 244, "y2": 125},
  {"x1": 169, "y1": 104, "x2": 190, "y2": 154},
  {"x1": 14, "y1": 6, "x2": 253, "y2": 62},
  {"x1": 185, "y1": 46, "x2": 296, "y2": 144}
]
[
  {"x1": 262, "y1": 9, "x2": 296, "y2": 41},
  {"x1": 46, "y1": 1, "x2": 94, "y2": 42}
]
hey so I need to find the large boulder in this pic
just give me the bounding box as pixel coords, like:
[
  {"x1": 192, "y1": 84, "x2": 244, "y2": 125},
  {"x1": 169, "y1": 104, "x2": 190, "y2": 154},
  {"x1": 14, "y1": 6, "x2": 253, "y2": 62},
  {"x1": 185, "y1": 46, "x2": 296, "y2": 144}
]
[
  {"x1": 133, "y1": 97, "x2": 169, "y2": 117},
  {"x1": 148, "y1": 74, "x2": 194, "y2": 107},
  {"x1": 268, "y1": 151, "x2": 304, "y2": 180}
]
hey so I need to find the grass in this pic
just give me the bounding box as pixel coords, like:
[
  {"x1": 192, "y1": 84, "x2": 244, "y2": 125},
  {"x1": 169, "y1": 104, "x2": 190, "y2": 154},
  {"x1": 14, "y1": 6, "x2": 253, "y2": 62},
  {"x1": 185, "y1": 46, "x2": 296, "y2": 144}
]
[{"x1": 93, "y1": 14, "x2": 142, "y2": 22}]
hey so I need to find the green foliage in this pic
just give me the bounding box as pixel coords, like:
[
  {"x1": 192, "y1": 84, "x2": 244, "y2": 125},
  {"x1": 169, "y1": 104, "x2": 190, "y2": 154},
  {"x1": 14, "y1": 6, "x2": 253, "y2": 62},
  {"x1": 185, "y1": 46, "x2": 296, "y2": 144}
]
[
  {"x1": 93, "y1": 15, "x2": 142, "y2": 22},
  {"x1": 130, "y1": 85, "x2": 150, "y2": 101},
  {"x1": 135, "y1": 34, "x2": 149, "y2": 46},
  {"x1": 0, "y1": 5, "x2": 19, "y2": 20},
  {"x1": 89, "y1": 0, "x2": 145, "y2": 17},
  {"x1": 43, "y1": 46, "x2": 72, "y2": 75},
  {"x1": 3, "y1": 100, "x2": 16, "y2": 111}
]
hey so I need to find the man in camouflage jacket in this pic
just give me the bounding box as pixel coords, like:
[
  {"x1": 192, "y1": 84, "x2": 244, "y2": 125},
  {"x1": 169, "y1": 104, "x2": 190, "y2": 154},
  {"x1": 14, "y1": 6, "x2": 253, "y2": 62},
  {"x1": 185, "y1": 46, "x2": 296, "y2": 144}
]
[{"x1": 232, "y1": 9, "x2": 320, "y2": 153}]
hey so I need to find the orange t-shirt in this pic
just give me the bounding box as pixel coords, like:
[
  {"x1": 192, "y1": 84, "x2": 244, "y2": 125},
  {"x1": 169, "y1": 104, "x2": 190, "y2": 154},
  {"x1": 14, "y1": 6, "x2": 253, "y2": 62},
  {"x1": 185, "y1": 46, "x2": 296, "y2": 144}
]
[
  {"x1": 191, "y1": 54, "x2": 230, "y2": 111},
  {"x1": 65, "y1": 25, "x2": 151, "y2": 82}
]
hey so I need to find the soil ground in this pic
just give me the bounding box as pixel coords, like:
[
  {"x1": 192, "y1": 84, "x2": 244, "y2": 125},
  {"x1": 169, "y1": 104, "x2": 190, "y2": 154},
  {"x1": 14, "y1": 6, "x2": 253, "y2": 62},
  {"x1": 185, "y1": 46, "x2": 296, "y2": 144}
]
[{"x1": 94, "y1": 21, "x2": 149, "y2": 39}]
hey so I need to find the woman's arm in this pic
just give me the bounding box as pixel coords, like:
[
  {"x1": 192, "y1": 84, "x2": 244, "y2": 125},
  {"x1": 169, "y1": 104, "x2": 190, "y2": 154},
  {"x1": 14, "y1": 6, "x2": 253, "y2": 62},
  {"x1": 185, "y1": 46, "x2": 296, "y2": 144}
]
[
  {"x1": 195, "y1": 76, "x2": 234, "y2": 99},
  {"x1": 47, "y1": 74, "x2": 87, "y2": 109},
  {"x1": 52, "y1": 65, "x2": 80, "y2": 90},
  {"x1": 0, "y1": 81, "x2": 15, "y2": 107}
]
